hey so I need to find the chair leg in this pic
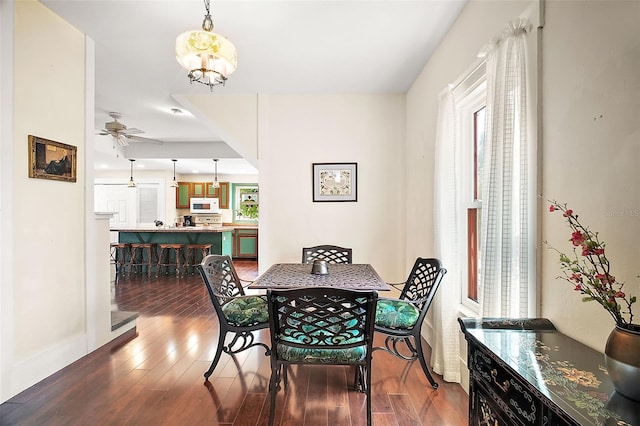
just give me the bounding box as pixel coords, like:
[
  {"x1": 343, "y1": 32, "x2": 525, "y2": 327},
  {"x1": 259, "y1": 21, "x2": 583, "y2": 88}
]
[
  {"x1": 204, "y1": 330, "x2": 227, "y2": 379},
  {"x1": 413, "y1": 334, "x2": 439, "y2": 389},
  {"x1": 269, "y1": 364, "x2": 280, "y2": 426}
]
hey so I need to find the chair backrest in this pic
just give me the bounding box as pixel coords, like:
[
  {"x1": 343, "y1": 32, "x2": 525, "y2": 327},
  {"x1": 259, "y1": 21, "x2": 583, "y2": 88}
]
[
  {"x1": 301, "y1": 245, "x2": 353, "y2": 264},
  {"x1": 197, "y1": 254, "x2": 246, "y2": 310},
  {"x1": 267, "y1": 287, "x2": 377, "y2": 358},
  {"x1": 399, "y1": 257, "x2": 447, "y2": 312}
]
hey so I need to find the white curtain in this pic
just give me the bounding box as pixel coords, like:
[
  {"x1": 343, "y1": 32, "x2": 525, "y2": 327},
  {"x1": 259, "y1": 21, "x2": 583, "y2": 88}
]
[
  {"x1": 479, "y1": 19, "x2": 533, "y2": 318},
  {"x1": 431, "y1": 86, "x2": 462, "y2": 383}
]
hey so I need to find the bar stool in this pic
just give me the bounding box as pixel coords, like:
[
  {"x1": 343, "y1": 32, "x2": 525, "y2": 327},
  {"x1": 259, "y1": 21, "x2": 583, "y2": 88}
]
[
  {"x1": 157, "y1": 243, "x2": 186, "y2": 277},
  {"x1": 128, "y1": 243, "x2": 157, "y2": 278},
  {"x1": 110, "y1": 243, "x2": 131, "y2": 277},
  {"x1": 185, "y1": 244, "x2": 211, "y2": 274}
]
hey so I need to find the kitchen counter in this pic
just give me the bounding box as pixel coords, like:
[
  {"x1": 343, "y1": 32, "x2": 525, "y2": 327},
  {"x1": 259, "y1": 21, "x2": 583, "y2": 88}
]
[
  {"x1": 112, "y1": 227, "x2": 234, "y2": 256},
  {"x1": 112, "y1": 226, "x2": 235, "y2": 233}
]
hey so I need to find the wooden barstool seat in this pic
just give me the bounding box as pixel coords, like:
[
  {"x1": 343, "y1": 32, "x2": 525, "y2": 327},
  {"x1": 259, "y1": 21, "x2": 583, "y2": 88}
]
[
  {"x1": 157, "y1": 243, "x2": 186, "y2": 277},
  {"x1": 185, "y1": 244, "x2": 211, "y2": 274},
  {"x1": 110, "y1": 243, "x2": 131, "y2": 277},
  {"x1": 128, "y1": 243, "x2": 157, "y2": 278}
]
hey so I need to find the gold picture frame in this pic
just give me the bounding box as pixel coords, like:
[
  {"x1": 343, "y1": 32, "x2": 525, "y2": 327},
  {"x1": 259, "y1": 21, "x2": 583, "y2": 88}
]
[{"x1": 28, "y1": 135, "x2": 77, "y2": 182}]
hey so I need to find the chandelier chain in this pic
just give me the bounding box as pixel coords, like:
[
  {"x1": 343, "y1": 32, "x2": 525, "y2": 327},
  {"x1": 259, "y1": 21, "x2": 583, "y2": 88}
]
[{"x1": 202, "y1": 0, "x2": 213, "y2": 31}]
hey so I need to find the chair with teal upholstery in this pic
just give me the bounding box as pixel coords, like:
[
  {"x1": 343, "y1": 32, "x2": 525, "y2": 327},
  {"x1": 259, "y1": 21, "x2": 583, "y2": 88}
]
[
  {"x1": 266, "y1": 287, "x2": 378, "y2": 426},
  {"x1": 373, "y1": 257, "x2": 446, "y2": 389},
  {"x1": 197, "y1": 254, "x2": 270, "y2": 380}
]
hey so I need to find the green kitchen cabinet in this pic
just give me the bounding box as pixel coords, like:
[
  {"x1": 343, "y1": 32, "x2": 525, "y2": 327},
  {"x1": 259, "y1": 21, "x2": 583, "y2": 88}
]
[
  {"x1": 233, "y1": 228, "x2": 258, "y2": 259},
  {"x1": 191, "y1": 182, "x2": 206, "y2": 198},
  {"x1": 175, "y1": 182, "x2": 191, "y2": 209},
  {"x1": 175, "y1": 181, "x2": 229, "y2": 209},
  {"x1": 206, "y1": 182, "x2": 230, "y2": 209}
]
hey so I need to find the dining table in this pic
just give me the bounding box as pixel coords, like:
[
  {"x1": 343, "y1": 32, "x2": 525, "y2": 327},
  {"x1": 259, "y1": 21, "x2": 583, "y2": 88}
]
[{"x1": 248, "y1": 263, "x2": 391, "y2": 291}]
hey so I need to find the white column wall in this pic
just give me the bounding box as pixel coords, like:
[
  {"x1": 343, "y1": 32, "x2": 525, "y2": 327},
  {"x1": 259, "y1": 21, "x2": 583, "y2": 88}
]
[{"x1": 2, "y1": 0, "x2": 88, "y2": 401}]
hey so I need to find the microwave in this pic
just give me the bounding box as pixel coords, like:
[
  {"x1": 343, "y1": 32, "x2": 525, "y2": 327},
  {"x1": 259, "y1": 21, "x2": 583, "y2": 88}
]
[{"x1": 190, "y1": 197, "x2": 219, "y2": 214}]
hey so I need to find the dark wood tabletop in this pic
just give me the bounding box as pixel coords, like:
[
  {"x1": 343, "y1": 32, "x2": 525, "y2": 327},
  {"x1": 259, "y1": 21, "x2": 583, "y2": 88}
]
[{"x1": 248, "y1": 263, "x2": 390, "y2": 291}]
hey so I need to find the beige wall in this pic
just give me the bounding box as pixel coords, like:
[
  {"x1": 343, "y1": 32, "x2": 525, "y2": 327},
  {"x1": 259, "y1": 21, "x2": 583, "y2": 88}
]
[
  {"x1": 4, "y1": 0, "x2": 87, "y2": 399},
  {"x1": 540, "y1": 0, "x2": 640, "y2": 350},
  {"x1": 257, "y1": 94, "x2": 407, "y2": 280}
]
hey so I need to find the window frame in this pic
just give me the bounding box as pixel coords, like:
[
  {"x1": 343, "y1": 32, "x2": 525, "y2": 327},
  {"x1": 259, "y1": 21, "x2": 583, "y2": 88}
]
[{"x1": 453, "y1": 63, "x2": 486, "y2": 312}]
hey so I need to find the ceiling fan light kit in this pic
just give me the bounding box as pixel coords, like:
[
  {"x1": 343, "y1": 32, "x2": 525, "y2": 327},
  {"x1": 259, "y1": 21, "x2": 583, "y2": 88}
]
[{"x1": 175, "y1": 0, "x2": 237, "y2": 90}]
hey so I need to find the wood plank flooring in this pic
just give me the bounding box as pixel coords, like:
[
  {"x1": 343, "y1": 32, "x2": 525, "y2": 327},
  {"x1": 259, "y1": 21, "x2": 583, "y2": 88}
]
[{"x1": 0, "y1": 260, "x2": 468, "y2": 425}]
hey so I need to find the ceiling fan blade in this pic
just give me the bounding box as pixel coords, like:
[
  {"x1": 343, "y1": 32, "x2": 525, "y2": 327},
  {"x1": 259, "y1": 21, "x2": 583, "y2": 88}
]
[
  {"x1": 121, "y1": 127, "x2": 144, "y2": 135},
  {"x1": 114, "y1": 134, "x2": 129, "y2": 147},
  {"x1": 124, "y1": 134, "x2": 164, "y2": 145}
]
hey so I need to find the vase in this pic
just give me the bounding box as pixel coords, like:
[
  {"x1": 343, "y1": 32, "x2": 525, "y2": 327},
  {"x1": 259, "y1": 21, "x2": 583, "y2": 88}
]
[{"x1": 604, "y1": 324, "x2": 640, "y2": 402}]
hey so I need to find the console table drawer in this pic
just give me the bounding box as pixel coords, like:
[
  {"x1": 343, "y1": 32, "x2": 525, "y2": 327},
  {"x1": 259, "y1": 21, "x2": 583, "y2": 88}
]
[{"x1": 469, "y1": 344, "x2": 541, "y2": 425}]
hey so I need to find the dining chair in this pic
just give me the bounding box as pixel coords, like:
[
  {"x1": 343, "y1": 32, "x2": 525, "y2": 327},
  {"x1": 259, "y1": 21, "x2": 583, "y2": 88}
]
[
  {"x1": 301, "y1": 244, "x2": 353, "y2": 264},
  {"x1": 373, "y1": 257, "x2": 447, "y2": 389},
  {"x1": 266, "y1": 287, "x2": 378, "y2": 426},
  {"x1": 197, "y1": 254, "x2": 271, "y2": 379}
]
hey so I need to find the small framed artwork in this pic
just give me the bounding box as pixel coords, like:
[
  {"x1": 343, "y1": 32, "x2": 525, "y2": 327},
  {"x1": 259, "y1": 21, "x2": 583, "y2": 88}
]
[
  {"x1": 28, "y1": 135, "x2": 77, "y2": 182},
  {"x1": 312, "y1": 162, "x2": 357, "y2": 202}
]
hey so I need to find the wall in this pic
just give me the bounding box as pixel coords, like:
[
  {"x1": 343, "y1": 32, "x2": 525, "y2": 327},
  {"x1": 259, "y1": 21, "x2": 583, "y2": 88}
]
[
  {"x1": 2, "y1": 0, "x2": 87, "y2": 400},
  {"x1": 540, "y1": 0, "x2": 640, "y2": 350},
  {"x1": 257, "y1": 94, "x2": 407, "y2": 280}
]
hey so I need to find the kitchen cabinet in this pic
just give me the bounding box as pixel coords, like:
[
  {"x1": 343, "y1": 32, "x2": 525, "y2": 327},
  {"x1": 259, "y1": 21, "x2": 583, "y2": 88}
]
[
  {"x1": 206, "y1": 182, "x2": 230, "y2": 209},
  {"x1": 233, "y1": 228, "x2": 258, "y2": 259},
  {"x1": 175, "y1": 181, "x2": 229, "y2": 209},
  {"x1": 175, "y1": 182, "x2": 191, "y2": 209}
]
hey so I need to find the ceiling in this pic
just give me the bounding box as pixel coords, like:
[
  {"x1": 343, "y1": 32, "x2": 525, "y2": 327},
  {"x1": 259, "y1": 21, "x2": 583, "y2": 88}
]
[{"x1": 41, "y1": 0, "x2": 467, "y2": 176}]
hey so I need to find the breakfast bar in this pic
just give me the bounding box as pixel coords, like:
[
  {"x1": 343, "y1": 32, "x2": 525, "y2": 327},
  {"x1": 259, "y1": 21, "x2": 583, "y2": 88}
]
[{"x1": 113, "y1": 226, "x2": 234, "y2": 256}]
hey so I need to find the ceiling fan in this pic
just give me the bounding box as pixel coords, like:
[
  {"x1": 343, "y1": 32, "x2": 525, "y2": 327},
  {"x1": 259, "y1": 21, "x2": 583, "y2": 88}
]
[{"x1": 97, "y1": 112, "x2": 163, "y2": 146}]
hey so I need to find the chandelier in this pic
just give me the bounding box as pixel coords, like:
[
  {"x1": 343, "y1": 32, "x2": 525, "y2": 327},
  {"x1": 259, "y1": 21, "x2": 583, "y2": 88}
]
[{"x1": 175, "y1": 0, "x2": 237, "y2": 90}]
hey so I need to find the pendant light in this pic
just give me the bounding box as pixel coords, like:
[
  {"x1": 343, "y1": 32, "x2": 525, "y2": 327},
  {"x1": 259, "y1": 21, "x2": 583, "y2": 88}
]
[
  {"x1": 170, "y1": 159, "x2": 179, "y2": 188},
  {"x1": 128, "y1": 159, "x2": 136, "y2": 188},
  {"x1": 212, "y1": 158, "x2": 220, "y2": 189},
  {"x1": 175, "y1": 0, "x2": 237, "y2": 90}
]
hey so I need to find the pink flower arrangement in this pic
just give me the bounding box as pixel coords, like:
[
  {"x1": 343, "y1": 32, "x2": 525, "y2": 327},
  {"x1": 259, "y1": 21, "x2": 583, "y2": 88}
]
[{"x1": 547, "y1": 200, "x2": 636, "y2": 326}]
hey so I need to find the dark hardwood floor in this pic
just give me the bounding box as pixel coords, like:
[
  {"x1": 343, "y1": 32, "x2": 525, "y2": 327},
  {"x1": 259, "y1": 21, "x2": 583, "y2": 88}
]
[{"x1": 0, "y1": 260, "x2": 468, "y2": 425}]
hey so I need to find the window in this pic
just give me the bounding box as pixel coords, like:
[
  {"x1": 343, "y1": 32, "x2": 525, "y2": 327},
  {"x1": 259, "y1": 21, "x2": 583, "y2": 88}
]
[
  {"x1": 467, "y1": 106, "x2": 485, "y2": 302},
  {"x1": 454, "y1": 64, "x2": 486, "y2": 308},
  {"x1": 232, "y1": 184, "x2": 259, "y2": 222}
]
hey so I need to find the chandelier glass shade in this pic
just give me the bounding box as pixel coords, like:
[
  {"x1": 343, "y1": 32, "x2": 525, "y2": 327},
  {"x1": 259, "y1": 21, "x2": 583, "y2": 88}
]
[
  {"x1": 128, "y1": 159, "x2": 136, "y2": 188},
  {"x1": 175, "y1": 0, "x2": 237, "y2": 89},
  {"x1": 170, "y1": 159, "x2": 179, "y2": 188}
]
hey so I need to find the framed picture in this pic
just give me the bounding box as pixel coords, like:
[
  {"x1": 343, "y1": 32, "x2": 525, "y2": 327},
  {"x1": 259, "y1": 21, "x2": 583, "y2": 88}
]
[
  {"x1": 312, "y1": 162, "x2": 357, "y2": 202},
  {"x1": 28, "y1": 135, "x2": 77, "y2": 182}
]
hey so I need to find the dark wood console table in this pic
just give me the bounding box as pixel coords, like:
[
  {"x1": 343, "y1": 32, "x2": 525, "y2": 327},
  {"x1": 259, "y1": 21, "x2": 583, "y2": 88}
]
[{"x1": 458, "y1": 318, "x2": 639, "y2": 425}]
